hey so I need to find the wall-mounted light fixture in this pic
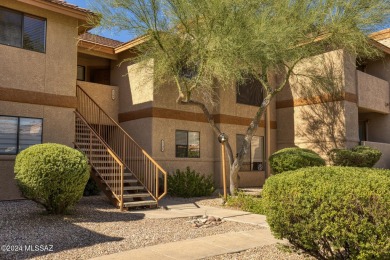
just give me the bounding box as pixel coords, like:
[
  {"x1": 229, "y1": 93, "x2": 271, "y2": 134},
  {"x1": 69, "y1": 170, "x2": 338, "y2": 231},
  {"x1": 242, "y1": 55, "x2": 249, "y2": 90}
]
[
  {"x1": 111, "y1": 89, "x2": 116, "y2": 100},
  {"x1": 161, "y1": 139, "x2": 165, "y2": 152}
]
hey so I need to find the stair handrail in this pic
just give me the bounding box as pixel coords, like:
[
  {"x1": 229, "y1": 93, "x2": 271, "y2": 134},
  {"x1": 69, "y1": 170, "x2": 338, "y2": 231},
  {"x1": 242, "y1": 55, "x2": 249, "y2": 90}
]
[
  {"x1": 76, "y1": 85, "x2": 167, "y2": 201},
  {"x1": 74, "y1": 112, "x2": 125, "y2": 210}
]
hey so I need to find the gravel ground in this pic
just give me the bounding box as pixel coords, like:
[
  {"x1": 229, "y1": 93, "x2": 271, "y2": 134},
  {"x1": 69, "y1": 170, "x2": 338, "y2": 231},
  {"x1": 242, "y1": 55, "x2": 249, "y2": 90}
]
[
  {"x1": 1, "y1": 194, "x2": 312, "y2": 260},
  {"x1": 205, "y1": 245, "x2": 314, "y2": 260},
  {"x1": 0, "y1": 196, "x2": 257, "y2": 260}
]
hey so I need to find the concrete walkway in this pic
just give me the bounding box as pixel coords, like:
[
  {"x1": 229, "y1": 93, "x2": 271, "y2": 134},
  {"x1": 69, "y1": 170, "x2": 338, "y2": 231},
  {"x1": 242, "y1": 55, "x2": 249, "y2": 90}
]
[{"x1": 90, "y1": 198, "x2": 282, "y2": 260}]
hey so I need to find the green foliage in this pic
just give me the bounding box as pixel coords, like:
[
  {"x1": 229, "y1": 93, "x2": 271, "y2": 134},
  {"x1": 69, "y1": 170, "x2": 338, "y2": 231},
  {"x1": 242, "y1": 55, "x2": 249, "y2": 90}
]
[
  {"x1": 226, "y1": 191, "x2": 264, "y2": 215},
  {"x1": 168, "y1": 167, "x2": 215, "y2": 197},
  {"x1": 329, "y1": 145, "x2": 382, "y2": 167},
  {"x1": 83, "y1": 177, "x2": 101, "y2": 196},
  {"x1": 269, "y1": 147, "x2": 325, "y2": 174},
  {"x1": 14, "y1": 143, "x2": 90, "y2": 214},
  {"x1": 262, "y1": 166, "x2": 390, "y2": 259},
  {"x1": 92, "y1": 0, "x2": 388, "y2": 104}
]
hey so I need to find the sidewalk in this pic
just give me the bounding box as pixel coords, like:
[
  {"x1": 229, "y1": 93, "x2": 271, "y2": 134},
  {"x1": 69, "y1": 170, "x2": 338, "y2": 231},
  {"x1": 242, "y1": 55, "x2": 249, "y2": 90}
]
[
  {"x1": 90, "y1": 198, "x2": 282, "y2": 260},
  {"x1": 90, "y1": 229, "x2": 280, "y2": 260},
  {"x1": 135, "y1": 198, "x2": 269, "y2": 227}
]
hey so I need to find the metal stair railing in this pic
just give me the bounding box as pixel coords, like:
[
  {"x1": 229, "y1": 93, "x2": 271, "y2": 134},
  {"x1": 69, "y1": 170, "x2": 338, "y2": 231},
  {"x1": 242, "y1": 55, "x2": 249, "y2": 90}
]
[
  {"x1": 76, "y1": 85, "x2": 167, "y2": 201},
  {"x1": 74, "y1": 114, "x2": 125, "y2": 210}
]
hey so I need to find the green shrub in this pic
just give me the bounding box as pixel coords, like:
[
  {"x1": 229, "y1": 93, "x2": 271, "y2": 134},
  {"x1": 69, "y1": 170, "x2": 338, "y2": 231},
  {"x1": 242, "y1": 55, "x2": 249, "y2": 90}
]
[
  {"x1": 329, "y1": 145, "x2": 382, "y2": 167},
  {"x1": 168, "y1": 167, "x2": 215, "y2": 197},
  {"x1": 15, "y1": 143, "x2": 90, "y2": 214},
  {"x1": 262, "y1": 166, "x2": 390, "y2": 259},
  {"x1": 269, "y1": 147, "x2": 325, "y2": 174},
  {"x1": 226, "y1": 191, "x2": 264, "y2": 214},
  {"x1": 83, "y1": 177, "x2": 101, "y2": 196}
]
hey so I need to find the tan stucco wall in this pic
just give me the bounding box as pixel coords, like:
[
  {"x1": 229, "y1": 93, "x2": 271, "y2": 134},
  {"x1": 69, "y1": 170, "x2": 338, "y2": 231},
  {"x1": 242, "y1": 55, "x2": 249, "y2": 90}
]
[
  {"x1": 151, "y1": 118, "x2": 215, "y2": 176},
  {"x1": 119, "y1": 118, "x2": 153, "y2": 153},
  {"x1": 357, "y1": 71, "x2": 390, "y2": 114},
  {"x1": 0, "y1": 101, "x2": 75, "y2": 200},
  {"x1": 78, "y1": 81, "x2": 119, "y2": 121},
  {"x1": 0, "y1": 0, "x2": 78, "y2": 96},
  {"x1": 361, "y1": 141, "x2": 390, "y2": 169},
  {"x1": 276, "y1": 49, "x2": 360, "y2": 158},
  {"x1": 365, "y1": 55, "x2": 390, "y2": 83}
]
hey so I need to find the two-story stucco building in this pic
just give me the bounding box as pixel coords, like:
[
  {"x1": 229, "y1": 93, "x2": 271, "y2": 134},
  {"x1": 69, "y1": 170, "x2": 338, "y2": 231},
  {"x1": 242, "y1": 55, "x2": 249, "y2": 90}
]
[{"x1": 1, "y1": 0, "x2": 389, "y2": 209}]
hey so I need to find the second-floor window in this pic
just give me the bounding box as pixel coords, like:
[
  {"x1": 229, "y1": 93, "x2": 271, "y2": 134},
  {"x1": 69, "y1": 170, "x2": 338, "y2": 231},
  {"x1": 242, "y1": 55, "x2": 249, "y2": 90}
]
[
  {"x1": 0, "y1": 7, "x2": 46, "y2": 53},
  {"x1": 236, "y1": 76, "x2": 264, "y2": 107}
]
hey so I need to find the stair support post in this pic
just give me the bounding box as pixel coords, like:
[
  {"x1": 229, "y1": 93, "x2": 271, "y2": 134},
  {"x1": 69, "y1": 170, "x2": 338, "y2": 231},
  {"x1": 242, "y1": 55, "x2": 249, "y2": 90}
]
[{"x1": 120, "y1": 164, "x2": 124, "y2": 211}]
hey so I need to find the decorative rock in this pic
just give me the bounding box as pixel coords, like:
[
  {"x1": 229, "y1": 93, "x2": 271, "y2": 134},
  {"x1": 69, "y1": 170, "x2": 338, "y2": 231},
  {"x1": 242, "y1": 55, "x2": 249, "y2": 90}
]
[{"x1": 207, "y1": 216, "x2": 216, "y2": 222}]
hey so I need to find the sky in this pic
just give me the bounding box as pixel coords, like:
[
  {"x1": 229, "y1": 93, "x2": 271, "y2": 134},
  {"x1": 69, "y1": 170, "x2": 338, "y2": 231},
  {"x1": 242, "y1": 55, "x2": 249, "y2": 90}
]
[{"x1": 65, "y1": 0, "x2": 133, "y2": 43}]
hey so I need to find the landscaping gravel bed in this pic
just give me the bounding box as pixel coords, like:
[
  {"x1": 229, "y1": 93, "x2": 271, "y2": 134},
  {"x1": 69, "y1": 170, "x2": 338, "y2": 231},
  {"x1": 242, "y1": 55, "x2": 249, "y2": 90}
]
[
  {"x1": 205, "y1": 244, "x2": 314, "y2": 260},
  {"x1": 1, "y1": 194, "x2": 311, "y2": 260},
  {"x1": 0, "y1": 196, "x2": 257, "y2": 260}
]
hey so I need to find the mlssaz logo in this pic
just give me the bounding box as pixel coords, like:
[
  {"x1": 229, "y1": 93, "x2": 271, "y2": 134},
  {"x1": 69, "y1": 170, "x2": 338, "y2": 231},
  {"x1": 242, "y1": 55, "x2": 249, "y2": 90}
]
[{"x1": 24, "y1": 245, "x2": 54, "y2": 252}]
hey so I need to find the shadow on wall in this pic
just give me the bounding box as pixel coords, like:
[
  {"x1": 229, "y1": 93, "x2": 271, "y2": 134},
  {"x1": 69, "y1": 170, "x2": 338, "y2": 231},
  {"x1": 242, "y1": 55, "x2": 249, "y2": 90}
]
[{"x1": 293, "y1": 55, "x2": 346, "y2": 158}]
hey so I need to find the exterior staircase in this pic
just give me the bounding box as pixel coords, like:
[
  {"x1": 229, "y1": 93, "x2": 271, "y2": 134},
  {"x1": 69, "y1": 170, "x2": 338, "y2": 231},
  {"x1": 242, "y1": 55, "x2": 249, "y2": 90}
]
[{"x1": 74, "y1": 86, "x2": 167, "y2": 210}]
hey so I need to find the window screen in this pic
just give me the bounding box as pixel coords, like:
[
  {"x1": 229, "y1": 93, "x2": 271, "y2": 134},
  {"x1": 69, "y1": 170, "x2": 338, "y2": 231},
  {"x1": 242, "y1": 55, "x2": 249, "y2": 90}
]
[{"x1": 23, "y1": 15, "x2": 46, "y2": 52}]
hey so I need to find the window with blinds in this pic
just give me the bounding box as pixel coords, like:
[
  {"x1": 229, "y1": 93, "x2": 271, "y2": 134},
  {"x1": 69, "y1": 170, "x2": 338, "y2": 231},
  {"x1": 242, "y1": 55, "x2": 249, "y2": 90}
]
[
  {"x1": 175, "y1": 130, "x2": 200, "y2": 158},
  {"x1": 0, "y1": 116, "x2": 43, "y2": 155},
  {"x1": 0, "y1": 7, "x2": 46, "y2": 53}
]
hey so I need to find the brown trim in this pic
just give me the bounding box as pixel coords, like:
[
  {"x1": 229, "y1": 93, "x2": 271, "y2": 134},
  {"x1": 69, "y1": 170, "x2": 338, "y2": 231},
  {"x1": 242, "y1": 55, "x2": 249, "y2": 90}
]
[
  {"x1": 276, "y1": 92, "x2": 357, "y2": 109},
  {"x1": 0, "y1": 86, "x2": 77, "y2": 108},
  {"x1": 78, "y1": 41, "x2": 116, "y2": 55},
  {"x1": 370, "y1": 29, "x2": 390, "y2": 41},
  {"x1": 17, "y1": 0, "x2": 91, "y2": 20},
  {"x1": 119, "y1": 107, "x2": 277, "y2": 129}
]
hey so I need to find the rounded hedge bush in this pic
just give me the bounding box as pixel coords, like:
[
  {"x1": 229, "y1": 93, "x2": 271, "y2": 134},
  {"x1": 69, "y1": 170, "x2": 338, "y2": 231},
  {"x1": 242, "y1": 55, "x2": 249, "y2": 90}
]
[
  {"x1": 15, "y1": 143, "x2": 90, "y2": 214},
  {"x1": 329, "y1": 145, "x2": 382, "y2": 167},
  {"x1": 262, "y1": 166, "x2": 390, "y2": 259},
  {"x1": 268, "y1": 147, "x2": 325, "y2": 174}
]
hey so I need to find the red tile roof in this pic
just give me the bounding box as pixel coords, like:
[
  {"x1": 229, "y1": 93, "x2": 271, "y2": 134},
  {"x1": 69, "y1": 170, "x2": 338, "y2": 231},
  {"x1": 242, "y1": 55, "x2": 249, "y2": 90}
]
[
  {"x1": 43, "y1": 0, "x2": 93, "y2": 14},
  {"x1": 79, "y1": 33, "x2": 124, "y2": 48}
]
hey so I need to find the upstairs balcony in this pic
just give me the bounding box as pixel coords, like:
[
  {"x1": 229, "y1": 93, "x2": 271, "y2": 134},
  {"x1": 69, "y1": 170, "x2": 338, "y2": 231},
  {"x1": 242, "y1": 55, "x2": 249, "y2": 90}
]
[{"x1": 357, "y1": 70, "x2": 390, "y2": 114}]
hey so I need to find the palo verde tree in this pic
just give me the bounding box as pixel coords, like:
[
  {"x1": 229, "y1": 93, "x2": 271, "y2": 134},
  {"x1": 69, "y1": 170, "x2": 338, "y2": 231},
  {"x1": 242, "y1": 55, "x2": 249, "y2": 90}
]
[{"x1": 90, "y1": 0, "x2": 390, "y2": 194}]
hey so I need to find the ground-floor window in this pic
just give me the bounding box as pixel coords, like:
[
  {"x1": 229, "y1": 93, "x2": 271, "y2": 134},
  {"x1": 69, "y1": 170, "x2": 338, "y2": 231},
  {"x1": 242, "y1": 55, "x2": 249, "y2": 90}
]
[
  {"x1": 0, "y1": 116, "x2": 43, "y2": 155},
  {"x1": 175, "y1": 130, "x2": 200, "y2": 158},
  {"x1": 236, "y1": 134, "x2": 264, "y2": 171}
]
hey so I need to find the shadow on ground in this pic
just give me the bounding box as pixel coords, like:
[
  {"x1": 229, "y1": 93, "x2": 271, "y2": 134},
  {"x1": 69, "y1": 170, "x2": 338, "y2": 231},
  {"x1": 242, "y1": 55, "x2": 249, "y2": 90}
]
[{"x1": 0, "y1": 196, "x2": 144, "y2": 260}]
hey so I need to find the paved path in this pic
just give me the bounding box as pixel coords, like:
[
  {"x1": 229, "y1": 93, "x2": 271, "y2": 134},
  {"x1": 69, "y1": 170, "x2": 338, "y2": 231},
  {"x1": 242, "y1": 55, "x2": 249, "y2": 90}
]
[{"x1": 90, "y1": 198, "x2": 282, "y2": 260}]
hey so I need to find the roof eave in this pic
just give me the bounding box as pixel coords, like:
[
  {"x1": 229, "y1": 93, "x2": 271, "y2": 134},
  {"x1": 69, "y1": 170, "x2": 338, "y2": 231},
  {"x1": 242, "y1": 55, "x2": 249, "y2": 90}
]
[{"x1": 17, "y1": 0, "x2": 94, "y2": 24}]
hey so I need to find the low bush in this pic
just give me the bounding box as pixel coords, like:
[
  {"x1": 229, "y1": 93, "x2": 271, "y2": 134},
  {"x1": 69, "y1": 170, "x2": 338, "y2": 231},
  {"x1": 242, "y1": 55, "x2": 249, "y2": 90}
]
[
  {"x1": 15, "y1": 143, "x2": 90, "y2": 214},
  {"x1": 168, "y1": 167, "x2": 215, "y2": 197},
  {"x1": 226, "y1": 191, "x2": 264, "y2": 214},
  {"x1": 262, "y1": 166, "x2": 390, "y2": 259},
  {"x1": 329, "y1": 145, "x2": 381, "y2": 167},
  {"x1": 83, "y1": 177, "x2": 101, "y2": 196},
  {"x1": 269, "y1": 147, "x2": 325, "y2": 174}
]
